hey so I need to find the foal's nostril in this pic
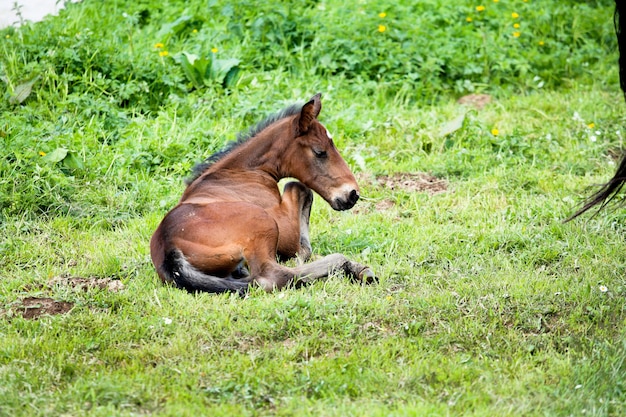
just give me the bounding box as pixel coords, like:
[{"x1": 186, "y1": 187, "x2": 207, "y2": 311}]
[
  {"x1": 349, "y1": 189, "x2": 360, "y2": 205},
  {"x1": 332, "y1": 189, "x2": 360, "y2": 211}
]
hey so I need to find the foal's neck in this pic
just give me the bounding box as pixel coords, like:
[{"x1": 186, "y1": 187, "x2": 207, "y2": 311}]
[{"x1": 212, "y1": 117, "x2": 295, "y2": 181}]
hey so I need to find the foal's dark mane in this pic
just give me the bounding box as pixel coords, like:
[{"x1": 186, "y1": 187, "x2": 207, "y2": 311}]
[{"x1": 186, "y1": 102, "x2": 303, "y2": 184}]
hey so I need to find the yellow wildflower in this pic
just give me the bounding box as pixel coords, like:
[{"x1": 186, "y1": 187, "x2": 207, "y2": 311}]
[
  {"x1": 588, "y1": 123, "x2": 595, "y2": 129},
  {"x1": 476, "y1": 5, "x2": 486, "y2": 12},
  {"x1": 512, "y1": 12, "x2": 519, "y2": 18},
  {"x1": 513, "y1": 31, "x2": 521, "y2": 38},
  {"x1": 154, "y1": 42, "x2": 164, "y2": 49},
  {"x1": 378, "y1": 25, "x2": 386, "y2": 33},
  {"x1": 378, "y1": 12, "x2": 387, "y2": 18},
  {"x1": 539, "y1": 40, "x2": 545, "y2": 46},
  {"x1": 491, "y1": 128, "x2": 499, "y2": 136},
  {"x1": 467, "y1": 17, "x2": 473, "y2": 22},
  {"x1": 159, "y1": 50, "x2": 169, "y2": 57},
  {"x1": 211, "y1": 47, "x2": 218, "y2": 53},
  {"x1": 192, "y1": 29, "x2": 198, "y2": 33},
  {"x1": 513, "y1": 23, "x2": 520, "y2": 28},
  {"x1": 493, "y1": 0, "x2": 499, "y2": 2},
  {"x1": 39, "y1": 151, "x2": 46, "y2": 157}
]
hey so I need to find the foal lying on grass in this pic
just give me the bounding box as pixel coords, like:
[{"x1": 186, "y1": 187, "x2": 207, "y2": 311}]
[{"x1": 150, "y1": 94, "x2": 375, "y2": 294}]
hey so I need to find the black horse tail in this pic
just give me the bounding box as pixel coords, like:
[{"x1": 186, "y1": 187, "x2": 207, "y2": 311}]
[
  {"x1": 566, "y1": 156, "x2": 626, "y2": 221},
  {"x1": 567, "y1": 1, "x2": 626, "y2": 221},
  {"x1": 161, "y1": 249, "x2": 249, "y2": 295}
]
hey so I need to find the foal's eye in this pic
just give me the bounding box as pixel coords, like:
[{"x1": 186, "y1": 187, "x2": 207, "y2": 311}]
[{"x1": 313, "y1": 149, "x2": 327, "y2": 159}]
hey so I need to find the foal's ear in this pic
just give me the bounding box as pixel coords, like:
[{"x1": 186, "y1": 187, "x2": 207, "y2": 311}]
[{"x1": 298, "y1": 93, "x2": 322, "y2": 134}]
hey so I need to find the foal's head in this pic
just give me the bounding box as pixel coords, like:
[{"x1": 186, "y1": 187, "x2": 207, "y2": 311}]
[{"x1": 285, "y1": 94, "x2": 360, "y2": 211}]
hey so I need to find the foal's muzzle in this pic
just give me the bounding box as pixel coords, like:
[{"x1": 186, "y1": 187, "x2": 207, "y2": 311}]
[{"x1": 332, "y1": 189, "x2": 360, "y2": 211}]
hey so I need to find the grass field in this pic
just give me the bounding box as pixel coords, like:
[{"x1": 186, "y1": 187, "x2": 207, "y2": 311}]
[{"x1": 1, "y1": 0, "x2": 626, "y2": 415}]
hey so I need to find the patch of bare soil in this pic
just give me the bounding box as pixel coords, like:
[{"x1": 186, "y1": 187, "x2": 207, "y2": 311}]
[
  {"x1": 375, "y1": 199, "x2": 396, "y2": 211},
  {"x1": 5, "y1": 277, "x2": 124, "y2": 320},
  {"x1": 375, "y1": 173, "x2": 448, "y2": 195},
  {"x1": 457, "y1": 93, "x2": 492, "y2": 110},
  {"x1": 19, "y1": 297, "x2": 73, "y2": 319},
  {"x1": 48, "y1": 276, "x2": 125, "y2": 292}
]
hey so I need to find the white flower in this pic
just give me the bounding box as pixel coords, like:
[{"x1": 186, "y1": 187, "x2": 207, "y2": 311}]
[
  {"x1": 163, "y1": 317, "x2": 173, "y2": 325},
  {"x1": 599, "y1": 285, "x2": 608, "y2": 293}
]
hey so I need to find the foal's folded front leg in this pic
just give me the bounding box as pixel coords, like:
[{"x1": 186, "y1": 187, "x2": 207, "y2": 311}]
[{"x1": 273, "y1": 181, "x2": 314, "y2": 263}]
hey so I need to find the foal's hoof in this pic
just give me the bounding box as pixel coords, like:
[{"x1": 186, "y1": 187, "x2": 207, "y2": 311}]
[{"x1": 358, "y1": 267, "x2": 377, "y2": 284}]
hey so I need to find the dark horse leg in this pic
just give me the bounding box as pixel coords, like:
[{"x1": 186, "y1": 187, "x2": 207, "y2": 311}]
[{"x1": 567, "y1": 1, "x2": 626, "y2": 220}]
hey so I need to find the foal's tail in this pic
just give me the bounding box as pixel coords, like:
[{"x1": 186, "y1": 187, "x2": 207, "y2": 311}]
[
  {"x1": 161, "y1": 249, "x2": 249, "y2": 295},
  {"x1": 566, "y1": 156, "x2": 626, "y2": 221}
]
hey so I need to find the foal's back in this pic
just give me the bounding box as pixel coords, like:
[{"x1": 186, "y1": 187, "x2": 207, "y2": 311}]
[{"x1": 180, "y1": 170, "x2": 282, "y2": 208}]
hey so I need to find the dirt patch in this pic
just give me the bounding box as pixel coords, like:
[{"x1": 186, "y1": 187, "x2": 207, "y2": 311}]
[
  {"x1": 375, "y1": 173, "x2": 448, "y2": 195},
  {"x1": 48, "y1": 276, "x2": 125, "y2": 292},
  {"x1": 375, "y1": 199, "x2": 396, "y2": 211},
  {"x1": 5, "y1": 277, "x2": 124, "y2": 320},
  {"x1": 19, "y1": 297, "x2": 73, "y2": 319},
  {"x1": 457, "y1": 93, "x2": 492, "y2": 110}
]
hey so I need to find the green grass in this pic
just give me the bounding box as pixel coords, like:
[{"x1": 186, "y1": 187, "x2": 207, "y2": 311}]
[{"x1": 2, "y1": 0, "x2": 626, "y2": 415}]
